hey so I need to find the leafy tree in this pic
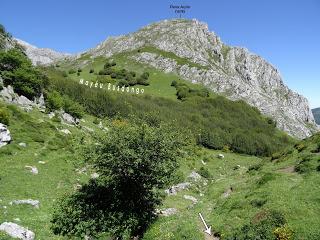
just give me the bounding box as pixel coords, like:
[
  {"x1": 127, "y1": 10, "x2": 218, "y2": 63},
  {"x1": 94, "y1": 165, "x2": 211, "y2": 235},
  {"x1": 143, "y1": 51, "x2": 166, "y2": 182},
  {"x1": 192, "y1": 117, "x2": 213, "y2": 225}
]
[{"x1": 51, "y1": 124, "x2": 184, "y2": 239}]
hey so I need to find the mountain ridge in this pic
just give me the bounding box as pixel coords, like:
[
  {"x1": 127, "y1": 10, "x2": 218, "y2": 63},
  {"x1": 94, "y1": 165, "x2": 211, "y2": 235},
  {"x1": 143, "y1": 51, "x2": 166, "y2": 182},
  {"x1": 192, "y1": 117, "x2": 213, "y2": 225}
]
[
  {"x1": 85, "y1": 18, "x2": 317, "y2": 138},
  {"x1": 12, "y1": 18, "x2": 319, "y2": 138}
]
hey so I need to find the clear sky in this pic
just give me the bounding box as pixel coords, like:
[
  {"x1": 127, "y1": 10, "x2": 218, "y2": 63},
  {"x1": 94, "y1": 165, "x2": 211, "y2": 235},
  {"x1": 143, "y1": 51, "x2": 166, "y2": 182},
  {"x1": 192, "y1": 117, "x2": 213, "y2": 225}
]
[{"x1": 1, "y1": 0, "x2": 319, "y2": 108}]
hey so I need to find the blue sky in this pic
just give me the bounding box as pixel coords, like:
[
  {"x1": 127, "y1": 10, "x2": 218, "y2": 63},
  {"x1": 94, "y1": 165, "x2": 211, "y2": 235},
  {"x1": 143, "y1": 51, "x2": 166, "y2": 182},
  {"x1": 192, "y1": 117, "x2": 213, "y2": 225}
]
[{"x1": 1, "y1": 0, "x2": 319, "y2": 108}]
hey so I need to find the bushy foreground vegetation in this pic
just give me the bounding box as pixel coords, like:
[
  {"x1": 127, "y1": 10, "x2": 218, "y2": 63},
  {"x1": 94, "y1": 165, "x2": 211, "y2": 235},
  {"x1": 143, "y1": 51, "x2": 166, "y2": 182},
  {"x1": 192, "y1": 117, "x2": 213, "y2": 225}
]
[
  {"x1": 0, "y1": 48, "x2": 47, "y2": 99},
  {"x1": 51, "y1": 123, "x2": 185, "y2": 239}
]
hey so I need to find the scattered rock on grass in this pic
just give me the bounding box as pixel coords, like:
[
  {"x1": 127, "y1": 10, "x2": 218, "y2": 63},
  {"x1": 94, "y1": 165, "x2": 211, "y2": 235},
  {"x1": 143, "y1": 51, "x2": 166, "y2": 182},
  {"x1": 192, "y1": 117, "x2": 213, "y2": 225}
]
[
  {"x1": 60, "y1": 129, "x2": 71, "y2": 135},
  {"x1": 0, "y1": 222, "x2": 35, "y2": 240},
  {"x1": 165, "y1": 182, "x2": 190, "y2": 195},
  {"x1": 188, "y1": 171, "x2": 201, "y2": 181},
  {"x1": 18, "y1": 142, "x2": 27, "y2": 147},
  {"x1": 25, "y1": 166, "x2": 38, "y2": 175},
  {"x1": 157, "y1": 208, "x2": 178, "y2": 217},
  {"x1": 218, "y1": 154, "x2": 225, "y2": 159},
  {"x1": 183, "y1": 195, "x2": 198, "y2": 204},
  {"x1": 91, "y1": 173, "x2": 99, "y2": 179},
  {"x1": 10, "y1": 199, "x2": 40, "y2": 208},
  {"x1": 222, "y1": 187, "x2": 233, "y2": 198}
]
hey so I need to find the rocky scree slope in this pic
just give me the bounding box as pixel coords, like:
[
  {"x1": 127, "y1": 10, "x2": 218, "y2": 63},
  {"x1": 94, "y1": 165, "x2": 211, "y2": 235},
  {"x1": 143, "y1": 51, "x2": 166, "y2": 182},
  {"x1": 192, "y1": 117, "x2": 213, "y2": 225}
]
[{"x1": 86, "y1": 18, "x2": 317, "y2": 139}]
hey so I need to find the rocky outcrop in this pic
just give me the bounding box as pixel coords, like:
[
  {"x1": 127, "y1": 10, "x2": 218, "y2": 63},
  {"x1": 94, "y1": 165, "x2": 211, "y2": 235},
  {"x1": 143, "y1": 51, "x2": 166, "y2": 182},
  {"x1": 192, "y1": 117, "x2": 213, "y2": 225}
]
[
  {"x1": 0, "y1": 85, "x2": 45, "y2": 111},
  {"x1": 87, "y1": 19, "x2": 317, "y2": 138},
  {"x1": 0, "y1": 123, "x2": 11, "y2": 147},
  {"x1": 0, "y1": 222, "x2": 35, "y2": 240},
  {"x1": 15, "y1": 38, "x2": 71, "y2": 65}
]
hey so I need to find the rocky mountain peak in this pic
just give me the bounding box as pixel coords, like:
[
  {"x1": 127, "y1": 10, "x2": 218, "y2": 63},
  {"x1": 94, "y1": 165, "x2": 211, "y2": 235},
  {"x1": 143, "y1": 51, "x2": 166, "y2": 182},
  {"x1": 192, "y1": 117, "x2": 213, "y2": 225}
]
[
  {"x1": 15, "y1": 38, "x2": 71, "y2": 65},
  {"x1": 87, "y1": 18, "x2": 318, "y2": 138}
]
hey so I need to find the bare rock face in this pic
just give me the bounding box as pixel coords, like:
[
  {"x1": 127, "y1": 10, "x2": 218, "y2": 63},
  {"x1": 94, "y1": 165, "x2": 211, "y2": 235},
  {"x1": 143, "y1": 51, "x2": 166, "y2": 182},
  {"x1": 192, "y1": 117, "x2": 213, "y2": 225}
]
[
  {"x1": 0, "y1": 222, "x2": 35, "y2": 240},
  {"x1": 0, "y1": 123, "x2": 11, "y2": 147},
  {"x1": 10, "y1": 199, "x2": 40, "y2": 208},
  {"x1": 15, "y1": 38, "x2": 71, "y2": 66},
  {"x1": 88, "y1": 18, "x2": 318, "y2": 138}
]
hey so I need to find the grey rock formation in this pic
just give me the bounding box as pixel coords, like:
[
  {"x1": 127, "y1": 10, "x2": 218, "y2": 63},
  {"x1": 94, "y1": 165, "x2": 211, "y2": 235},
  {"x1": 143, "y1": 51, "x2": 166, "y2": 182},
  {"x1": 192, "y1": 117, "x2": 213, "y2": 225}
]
[
  {"x1": 60, "y1": 112, "x2": 79, "y2": 125},
  {"x1": 157, "y1": 208, "x2": 178, "y2": 217},
  {"x1": 165, "y1": 182, "x2": 190, "y2": 195},
  {"x1": 188, "y1": 171, "x2": 202, "y2": 182},
  {"x1": 0, "y1": 222, "x2": 35, "y2": 240},
  {"x1": 10, "y1": 199, "x2": 40, "y2": 208},
  {"x1": 87, "y1": 19, "x2": 317, "y2": 138},
  {"x1": 0, "y1": 85, "x2": 45, "y2": 111},
  {"x1": 15, "y1": 38, "x2": 71, "y2": 65},
  {"x1": 0, "y1": 123, "x2": 11, "y2": 147},
  {"x1": 18, "y1": 142, "x2": 27, "y2": 147}
]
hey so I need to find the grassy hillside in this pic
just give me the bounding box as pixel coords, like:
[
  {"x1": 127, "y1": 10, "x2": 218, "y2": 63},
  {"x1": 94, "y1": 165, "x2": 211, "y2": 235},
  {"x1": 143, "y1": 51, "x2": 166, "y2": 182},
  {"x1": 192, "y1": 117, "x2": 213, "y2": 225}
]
[
  {"x1": 0, "y1": 103, "x2": 319, "y2": 239},
  {"x1": 312, "y1": 108, "x2": 320, "y2": 125}
]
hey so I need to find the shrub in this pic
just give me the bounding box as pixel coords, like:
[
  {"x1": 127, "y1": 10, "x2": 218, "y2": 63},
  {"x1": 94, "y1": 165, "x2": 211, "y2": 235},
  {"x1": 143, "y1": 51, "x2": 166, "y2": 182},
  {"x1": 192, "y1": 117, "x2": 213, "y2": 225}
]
[
  {"x1": 51, "y1": 124, "x2": 184, "y2": 239},
  {"x1": 171, "y1": 80, "x2": 177, "y2": 87},
  {"x1": 295, "y1": 155, "x2": 313, "y2": 174},
  {"x1": 89, "y1": 69, "x2": 94, "y2": 73},
  {"x1": 77, "y1": 72, "x2": 80, "y2": 76},
  {"x1": 248, "y1": 163, "x2": 263, "y2": 172},
  {"x1": 294, "y1": 143, "x2": 306, "y2": 152},
  {"x1": 68, "y1": 69, "x2": 76, "y2": 74},
  {"x1": 77, "y1": 68, "x2": 82, "y2": 72},
  {"x1": 110, "y1": 72, "x2": 117, "y2": 79},
  {"x1": 198, "y1": 167, "x2": 211, "y2": 178},
  {"x1": 273, "y1": 225, "x2": 294, "y2": 240},
  {"x1": 117, "y1": 79, "x2": 129, "y2": 87},
  {"x1": 63, "y1": 96, "x2": 84, "y2": 119},
  {"x1": 45, "y1": 90, "x2": 63, "y2": 112},
  {"x1": 0, "y1": 48, "x2": 47, "y2": 99},
  {"x1": 62, "y1": 71, "x2": 68, "y2": 77},
  {"x1": 0, "y1": 107, "x2": 10, "y2": 125}
]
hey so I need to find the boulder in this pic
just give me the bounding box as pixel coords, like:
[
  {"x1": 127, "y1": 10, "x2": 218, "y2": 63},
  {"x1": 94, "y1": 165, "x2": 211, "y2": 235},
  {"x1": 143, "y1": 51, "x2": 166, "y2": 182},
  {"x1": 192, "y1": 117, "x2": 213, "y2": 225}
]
[
  {"x1": 0, "y1": 123, "x2": 11, "y2": 147},
  {"x1": 165, "y1": 182, "x2": 190, "y2": 195},
  {"x1": 0, "y1": 222, "x2": 35, "y2": 240},
  {"x1": 47, "y1": 112, "x2": 55, "y2": 119},
  {"x1": 188, "y1": 171, "x2": 202, "y2": 181},
  {"x1": 157, "y1": 208, "x2": 178, "y2": 217},
  {"x1": 10, "y1": 199, "x2": 40, "y2": 208},
  {"x1": 61, "y1": 112, "x2": 79, "y2": 125},
  {"x1": 218, "y1": 154, "x2": 225, "y2": 159}
]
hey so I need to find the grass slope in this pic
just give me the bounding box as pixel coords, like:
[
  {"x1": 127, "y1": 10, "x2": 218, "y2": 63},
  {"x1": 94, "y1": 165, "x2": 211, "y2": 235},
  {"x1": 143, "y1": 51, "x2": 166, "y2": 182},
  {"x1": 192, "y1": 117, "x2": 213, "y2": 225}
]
[{"x1": 1, "y1": 103, "x2": 319, "y2": 239}]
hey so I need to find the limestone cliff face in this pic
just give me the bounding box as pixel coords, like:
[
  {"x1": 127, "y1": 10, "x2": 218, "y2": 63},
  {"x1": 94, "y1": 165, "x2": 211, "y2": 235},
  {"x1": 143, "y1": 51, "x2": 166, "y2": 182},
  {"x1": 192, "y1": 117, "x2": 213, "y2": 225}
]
[
  {"x1": 15, "y1": 39, "x2": 70, "y2": 65},
  {"x1": 87, "y1": 18, "x2": 318, "y2": 138}
]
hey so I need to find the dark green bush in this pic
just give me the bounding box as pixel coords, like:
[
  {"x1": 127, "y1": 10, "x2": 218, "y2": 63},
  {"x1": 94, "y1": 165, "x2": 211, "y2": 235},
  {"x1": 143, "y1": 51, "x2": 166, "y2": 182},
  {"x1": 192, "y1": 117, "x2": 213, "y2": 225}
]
[
  {"x1": 0, "y1": 48, "x2": 47, "y2": 99},
  {"x1": 295, "y1": 155, "x2": 313, "y2": 174},
  {"x1": 198, "y1": 167, "x2": 211, "y2": 178},
  {"x1": 63, "y1": 96, "x2": 84, "y2": 119},
  {"x1": 0, "y1": 107, "x2": 10, "y2": 125},
  {"x1": 68, "y1": 69, "x2": 76, "y2": 74},
  {"x1": 45, "y1": 90, "x2": 63, "y2": 112},
  {"x1": 77, "y1": 68, "x2": 82, "y2": 72},
  {"x1": 51, "y1": 123, "x2": 184, "y2": 239},
  {"x1": 89, "y1": 68, "x2": 94, "y2": 73}
]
